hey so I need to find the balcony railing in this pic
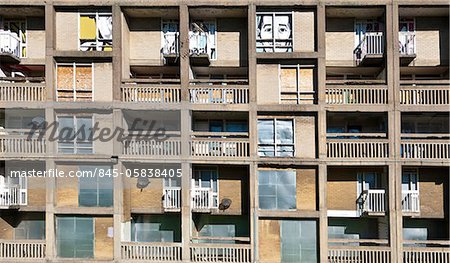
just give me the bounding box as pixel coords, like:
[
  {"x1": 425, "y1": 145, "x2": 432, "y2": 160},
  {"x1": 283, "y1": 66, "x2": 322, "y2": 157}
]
[
  {"x1": 0, "y1": 239, "x2": 46, "y2": 259},
  {"x1": 121, "y1": 85, "x2": 181, "y2": 103},
  {"x1": 402, "y1": 190, "x2": 420, "y2": 213},
  {"x1": 189, "y1": 86, "x2": 249, "y2": 104},
  {"x1": 0, "y1": 30, "x2": 20, "y2": 58},
  {"x1": 123, "y1": 138, "x2": 181, "y2": 156},
  {"x1": 0, "y1": 185, "x2": 27, "y2": 208},
  {"x1": 163, "y1": 187, "x2": 181, "y2": 211},
  {"x1": 326, "y1": 85, "x2": 388, "y2": 105},
  {"x1": 121, "y1": 242, "x2": 182, "y2": 261},
  {"x1": 399, "y1": 32, "x2": 416, "y2": 55},
  {"x1": 0, "y1": 135, "x2": 46, "y2": 155},
  {"x1": 403, "y1": 246, "x2": 450, "y2": 263},
  {"x1": 354, "y1": 32, "x2": 384, "y2": 65},
  {"x1": 190, "y1": 243, "x2": 251, "y2": 263},
  {"x1": 359, "y1": 189, "x2": 386, "y2": 215},
  {"x1": 400, "y1": 140, "x2": 450, "y2": 159},
  {"x1": 327, "y1": 139, "x2": 389, "y2": 159},
  {"x1": 191, "y1": 138, "x2": 250, "y2": 158},
  {"x1": 328, "y1": 245, "x2": 391, "y2": 263},
  {"x1": 400, "y1": 86, "x2": 449, "y2": 105},
  {"x1": 0, "y1": 83, "x2": 46, "y2": 102},
  {"x1": 191, "y1": 188, "x2": 218, "y2": 210}
]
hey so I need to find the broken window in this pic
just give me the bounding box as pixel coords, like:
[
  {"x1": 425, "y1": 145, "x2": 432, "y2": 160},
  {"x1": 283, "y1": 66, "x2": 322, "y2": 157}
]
[
  {"x1": 258, "y1": 118, "x2": 294, "y2": 157},
  {"x1": 79, "y1": 12, "x2": 112, "y2": 51},
  {"x1": 280, "y1": 65, "x2": 315, "y2": 104},
  {"x1": 189, "y1": 21, "x2": 216, "y2": 59},
  {"x1": 258, "y1": 169, "x2": 296, "y2": 210},
  {"x1": 56, "y1": 63, "x2": 93, "y2": 102}
]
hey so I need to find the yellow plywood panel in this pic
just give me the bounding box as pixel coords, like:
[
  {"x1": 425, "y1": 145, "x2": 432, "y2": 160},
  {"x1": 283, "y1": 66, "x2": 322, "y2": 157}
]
[
  {"x1": 297, "y1": 168, "x2": 317, "y2": 211},
  {"x1": 259, "y1": 219, "x2": 281, "y2": 263},
  {"x1": 75, "y1": 65, "x2": 92, "y2": 91},
  {"x1": 280, "y1": 67, "x2": 297, "y2": 93},
  {"x1": 299, "y1": 68, "x2": 314, "y2": 92},
  {"x1": 80, "y1": 16, "x2": 96, "y2": 40},
  {"x1": 94, "y1": 217, "x2": 114, "y2": 260}
]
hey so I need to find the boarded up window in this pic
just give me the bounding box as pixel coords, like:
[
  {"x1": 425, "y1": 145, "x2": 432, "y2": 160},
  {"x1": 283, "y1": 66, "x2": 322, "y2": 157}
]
[
  {"x1": 57, "y1": 63, "x2": 93, "y2": 102},
  {"x1": 280, "y1": 65, "x2": 315, "y2": 104}
]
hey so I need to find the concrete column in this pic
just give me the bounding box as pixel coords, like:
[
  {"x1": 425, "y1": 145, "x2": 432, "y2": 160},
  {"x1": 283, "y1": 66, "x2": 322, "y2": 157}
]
[
  {"x1": 180, "y1": 4, "x2": 190, "y2": 101},
  {"x1": 45, "y1": 3, "x2": 55, "y2": 101},
  {"x1": 318, "y1": 163, "x2": 328, "y2": 262},
  {"x1": 181, "y1": 108, "x2": 191, "y2": 262},
  {"x1": 44, "y1": 107, "x2": 56, "y2": 259},
  {"x1": 112, "y1": 109, "x2": 123, "y2": 260},
  {"x1": 112, "y1": 4, "x2": 122, "y2": 101}
]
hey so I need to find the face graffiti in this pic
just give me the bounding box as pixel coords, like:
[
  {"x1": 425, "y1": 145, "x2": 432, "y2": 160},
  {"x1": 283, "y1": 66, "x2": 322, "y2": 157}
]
[{"x1": 256, "y1": 13, "x2": 292, "y2": 52}]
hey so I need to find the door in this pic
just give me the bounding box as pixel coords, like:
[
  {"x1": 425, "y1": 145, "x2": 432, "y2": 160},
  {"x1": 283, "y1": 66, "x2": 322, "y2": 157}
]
[
  {"x1": 399, "y1": 19, "x2": 415, "y2": 54},
  {"x1": 358, "y1": 172, "x2": 378, "y2": 193},
  {"x1": 192, "y1": 168, "x2": 218, "y2": 208},
  {"x1": 355, "y1": 20, "x2": 382, "y2": 48}
]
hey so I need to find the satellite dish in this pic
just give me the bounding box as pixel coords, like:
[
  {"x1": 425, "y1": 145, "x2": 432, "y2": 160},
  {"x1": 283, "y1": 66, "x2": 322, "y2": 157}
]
[
  {"x1": 219, "y1": 198, "x2": 232, "y2": 210},
  {"x1": 136, "y1": 177, "x2": 150, "y2": 192}
]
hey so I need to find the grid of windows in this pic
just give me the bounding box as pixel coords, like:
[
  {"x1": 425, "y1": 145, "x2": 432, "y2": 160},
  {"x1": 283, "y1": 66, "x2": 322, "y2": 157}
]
[
  {"x1": 57, "y1": 115, "x2": 93, "y2": 154},
  {"x1": 258, "y1": 169, "x2": 296, "y2": 210},
  {"x1": 258, "y1": 118, "x2": 294, "y2": 157}
]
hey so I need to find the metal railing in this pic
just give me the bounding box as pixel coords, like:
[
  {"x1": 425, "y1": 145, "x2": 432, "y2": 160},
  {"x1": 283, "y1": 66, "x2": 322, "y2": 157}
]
[
  {"x1": 121, "y1": 85, "x2": 181, "y2": 103},
  {"x1": 327, "y1": 139, "x2": 389, "y2": 159},
  {"x1": 400, "y1": 86, "x2": 449, "y2": 105},
  {"x1": 0, "y1": 239, "x2": 45, "y2": 259},
  {"x1": 0, "y1": 135, "x2": 46, "y2": 155},
  {"x1": 189, "y1": 86, "x2": 249, "y2": 104},
  {"x1": 326, "y1": 85, "x2": 388, "y2": 105},
  {"x1": 0, "y1": 30, "x2": 20, "y2": 58},
  {"x1": 190, "y1": 243, "x2": 251, "y2": 263},
  {"x1": 328, "y1": 246, "x2": 391, "y2": 263},
  {"x1": 0, "y1": 83, "x2": 46, "y2": 102},
  {"x1": 354, "y1": 32, "x2": 384, "y2": 65},
  {"x1": 121, "y1": 242, "x2": 182, "y2": 261},
  {"x1": 0, "y1": 185, "x2": 27, "y2": 207},
  {"x1": 163, "y1": 187, "x2": 181, "y2": 210},
  {"x1": 359, "y1": 189, "x2": 386, "y2": 214},
  {"x1": 123, "y1": 139, "x2": 181, "y2": 156},
  {"x1": 191, "y1": 138, "x2": 250, "y2": 158},
  {"x1": 401, "y1": 140, "x2": 450, "y2": 159},
  {"x1": 191, "y1": 188, "x2": 218, "y2": 210},
  {"x1": 402, "y1": 190, "x2": 420, "y2": 213},
  {"x1": 403, "y1": 246, "x2": 449, "y2": 263}
]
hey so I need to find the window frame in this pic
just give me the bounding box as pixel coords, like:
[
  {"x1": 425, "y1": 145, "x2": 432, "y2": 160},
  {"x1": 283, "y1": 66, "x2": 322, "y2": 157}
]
[
  {"x1": 57, "y1": 115, "x2": 94, "y2": 154},
  {"x1": 56, "y1": 62, "x2": 94, "y2": 102},
  {"x1": 78, "y1": 12, "x2": 113, "y2": 51},
  {"x1": 258, "y1": 118, "x2": 295, "y2": 157},
  {"x1": 78, "y1": 165, "x2": 113, "y2": 207},
  {"x1": 279, "y1": 64, "x2": 315, "y2": 104},
  {"x1": 256, "y1": 11, "x2": 294, "y2": 53},
  {"x1": 258, "y1": 169, "x2": 297, "y2": 211},
  {"x1": 3, "y1": 19, "x2": 27, "y2": 58},
  {"x1": 56, "y1": 216, "x2": 94, "y2": 258},
  {"x1": 402, "y1": 168, "x2": 419, "y2": 191},
  {"x1": 192, "y1": 167, "x2": 219, "y2": 208}
]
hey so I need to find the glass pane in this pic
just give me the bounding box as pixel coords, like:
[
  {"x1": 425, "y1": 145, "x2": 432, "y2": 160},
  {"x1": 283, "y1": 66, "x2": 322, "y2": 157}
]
[
  {"x1": 276, "y1": 119, "x2": 294, "y2": 144},
  {"x1": 258, "y1": 145, "x2": 275, "y2": 157},
  {"x1": 258, "y1": 119, "x2": 274, "y2": 144}
]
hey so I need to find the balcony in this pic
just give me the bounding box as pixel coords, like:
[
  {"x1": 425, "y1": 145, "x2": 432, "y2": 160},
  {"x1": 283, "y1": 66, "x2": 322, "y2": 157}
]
[
  {"x1": 327, "y1": 137, "x2": 389, "y2": 159},
  {"x1": 400, "y1": 139, "x2": 449, "y2": 160},
  {"x1": 328, "y1": 245, "x2": 391, "y2": 263},
  {"x1": 402, "y1": 190, "x2": 420, "y2": 214},
  {"x1": 358, "y1": 189, "x2": 386, "y2": 216},
  {"x1": 354, "y1": 32, "x2": 384, "y2": 66},
  {"x1": 403, "y1": 240, "x2": 450, "y2": 262},
  {"x1": 189, "y1": 85, "x2": 249, "y2": 104},
  {"x1": 0, "y1": 185, "x2": 27, "y2": 209},
  {"x1": 0, "y1": 134, "x2": 46, "y2": 156},
  {"x1": 191, "y1": 188, "x2": 218, "y2": 211},
  {"x1": 122, "y1": 138, "x2": 181, "y2": 157},
  {"x1": 400, "y1": 84, "x2": 449, "y2": 106},
  {"x1": 163, "y1": 187, "x2": 181, "y2": 211},
  {"x1": 0, "y1": 30, "x2": 20, "y2": 63},
  {"x1": 326, "y1": 85, "x2": 388, "y2": 105},
  {"x1": 0, "y1": 239, "x2": 46, "y2": 259},
  {"x1": 121, "y1": 83, "x2": 181, "y2": 103},
  {"x1": 0, "y1": 82, "x2": 46, "y2": 102},
  {"x1": 190, "y1": 243, "x2": 251, "y2": 263},
  {"x1": 190, "y1": 137, "x2": 250, "y2": 158},
  {"x1": 121, "y1": 242, "x2": 182, "y2": 261}
]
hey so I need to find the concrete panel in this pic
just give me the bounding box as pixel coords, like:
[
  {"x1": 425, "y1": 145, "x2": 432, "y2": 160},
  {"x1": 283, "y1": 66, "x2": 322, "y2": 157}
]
[
  {"x1": 297, "y1": 168, "x2": 317, "y2": 211},
  {"x1": 127, "y1": 177, "x2": 163, "y2": 210},
  {"x1": 26, "y1": 17, "x2": 45, "y2": 59},
  {"x1": 294, "y1": 11, "x2": 315, "y2": 52},
  {"x1": 295, "y1": 116, "x2": 316, "y2": 158},
  {"x1": 55, "y1": 12, "x2": 78, "y2": 51},
  {"x1": 129, "y1": 17, "x2": 161, "y2": 63},
  {"x1": 94, "y1": 217, "x2": 114, "y2": 260},
  {"x1": 258, "y1": 219, "x2": 281, "y2": 263},
  {"x1": 122, "y1": 14, "x2": 131, "y2": 78},
  {"x1": 256, "y1": 64, "x2": 279, "y2": 104},
  {"x1": 93, "y1": 63, "x2": 113, "y2": 102},
  {"x1": 326, "y1": 18, "x2": 354, "y2": 66},
  {"x1": 418, "y1": 167, "x2": 447, "y2": 218},
  {"x1": 93, "y1": 112, "x2": 114, "y2": 155},
  {"x1": 414, "y1": 17, "x2": 448, "y2": 66},
  {"x1": 327, "y1": 171, "x2": 357, "y2": 211}
]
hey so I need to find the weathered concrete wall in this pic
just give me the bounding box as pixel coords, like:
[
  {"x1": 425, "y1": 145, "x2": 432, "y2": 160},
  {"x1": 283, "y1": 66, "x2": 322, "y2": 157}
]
[
  {"x1": 295, "y1": 115, "x2": 316, "y2": 158},
  {"x1": 93, "y1": 63, "x2": 113, "y2": 101},
  {"x1": 326, "y1": 18, "x2": 354, "y2": 66},
  {"x1": 213, "y1": 18, "x2": 248, "y2": 67},
  {"x1": 128, "y1": 17, "x2": 162, "y2": 64},
  {"x1": 293, "y1": 10, "x2": 315, "y2": 52},
  {"x1": 256, "y1": 64, "x2": 280, "y2": 104},
  {"x1": 26, "y1": 17, "x2": 46, "y2": 59},
  {"x1": 413, "y1": 17, "x2": 449, "y2": 66},
  {"x1": 55, "y1": 11, "x2": 78, "y2": 51}
]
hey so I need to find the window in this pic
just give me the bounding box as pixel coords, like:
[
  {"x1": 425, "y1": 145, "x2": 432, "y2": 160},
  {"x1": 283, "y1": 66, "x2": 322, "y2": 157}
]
[
  {"x1": 79, "y1": 12, "x2": 112, "y2": 51},
  {"x1": 198, "y1": 224, "x2": 236, "y2": 244},
  {"x1": 194, "y1": 120, "x2": 248, "y2": 133},
  {"x1": 256, "y1": 12, "x2": 293, "y2": 53},
  {"x1": 357, "y1": 172, "x2": 379, "y2": 193},
  {"x1": 57, "y1": 115, "x2": 93, "y2": 154},
  {"x1": 57, "y1": 217, "x2": 94, "y2": 258},
  {"x1": 280, "y1": 65, "x2": 315, "y2": 104},
  {"x1": 192, "y1": 168, "x2": 218, "y2": 208},
  {"x1": 131, "y1": 215, "x2": 181, "y2": 242},
  {"x1": 258, "y1": 169, "x2": 296, "y2": 210},
  {"x1": 258, "y1": 119, "x2": 294, "y2": 157},
  {"x1": 399, "y1": 19, "x2": 415, "y2": 55},
  {"x1": 3, "y1": 20, "x2": 27, "y2": 57},
  {"x1": 280, "y1": 220, "x2": 317, "y2": 262},
  {"x1": 354, "y1": 20, "x2": 383, "y2": 48},
  {"x1": 56, "y1": 63, "x2": 93, "y2": 102},
  {"x1": 189, "y1": 21, "x2": 216, "y2": 59},
  {"x1": 15, "y1": 219, "x2": 45, "y2": 240},
  {"x1": 161, "y1": 20, "x2": 179, "y2": 55},
  {"x1": 402, "y1": 169, "x2": 418, "y2": 191},
  {"x1": 78, "y1": 165, "x2": 113, "y2": 207}
]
